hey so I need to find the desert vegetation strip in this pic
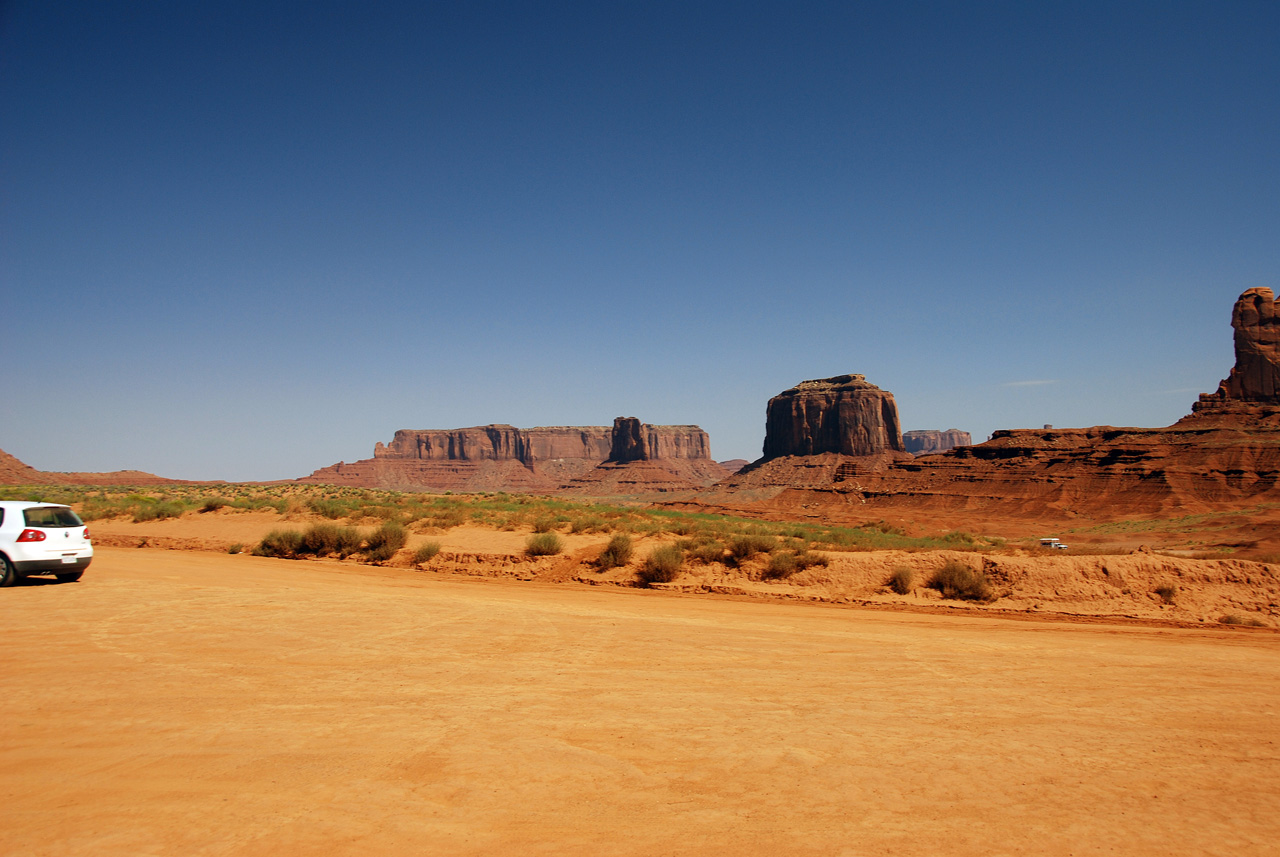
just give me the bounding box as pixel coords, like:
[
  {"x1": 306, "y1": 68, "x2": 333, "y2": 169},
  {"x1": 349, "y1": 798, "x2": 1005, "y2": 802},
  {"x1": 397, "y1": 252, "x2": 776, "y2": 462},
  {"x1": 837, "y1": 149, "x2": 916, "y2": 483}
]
[{"x1": 0, "y1": 483, "x2": 1000, "y2": 553}]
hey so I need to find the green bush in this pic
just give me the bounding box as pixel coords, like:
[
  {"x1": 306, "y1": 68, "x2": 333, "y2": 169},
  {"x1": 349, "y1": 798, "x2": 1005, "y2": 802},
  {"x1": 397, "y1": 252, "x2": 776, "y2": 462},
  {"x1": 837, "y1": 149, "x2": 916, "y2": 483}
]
[
  {"x1": 254, "y1": 529, "x2": 304, "y2": 558},
  {"x1": 414, "y1": 542, "x2": 442, "y2": 564},
  {"x1": 762, "y1": 549, "x2": 830, "y2": 580},
  {"x1": 199, "y1": 497, "x2": 229, "y2": 513},
  {"x1": 133, "y1": 500, "x2": 186, "y2": 522},
  {"x1": 596, "y1": 533, "x2": 634, "y2": 569},
  {"x1": 727, "y1": 533, "x2": 778, "y2": 565},
  {"x1": 307, "y1": 497, "x2": 352, "y2": 519},
  {"x1": 525, "y1": 533, "x2": 564, "y2": 556},
  {"x1": 532, "y1": 517, "x2": 558, "y2": 534},
  {"x1": 687, "y1": 540, "x2": 727, "y2": 565},
  {"x1": 365, "y1": 522, "x2": 409, "y2": 562},
  {"x1": 887, "y1": 566, "x2": 914, "y2": 595},
  {"x1": 299, "y1": 523, "x2": 362, "y2": 557},
  {"x1": 638, "y1": 545, "x2": 684, "y2": 585},
  {"x1": 926, "y1": 560, "x2": 992, "y2": 601}
]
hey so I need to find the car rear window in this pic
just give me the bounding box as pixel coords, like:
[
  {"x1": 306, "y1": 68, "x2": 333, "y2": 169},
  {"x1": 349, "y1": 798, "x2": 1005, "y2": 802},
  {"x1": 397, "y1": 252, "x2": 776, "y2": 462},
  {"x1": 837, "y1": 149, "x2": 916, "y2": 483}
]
[{"x1": 23, "y1": 506, "x2": 84, "y2": 528}]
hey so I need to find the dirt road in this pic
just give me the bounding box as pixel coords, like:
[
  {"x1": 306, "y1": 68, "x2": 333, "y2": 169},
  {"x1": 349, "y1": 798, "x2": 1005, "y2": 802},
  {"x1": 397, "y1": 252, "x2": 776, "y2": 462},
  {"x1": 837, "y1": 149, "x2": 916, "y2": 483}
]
[{"x1": 3, "y1": 548, "x2": 1277, "y2": 855}]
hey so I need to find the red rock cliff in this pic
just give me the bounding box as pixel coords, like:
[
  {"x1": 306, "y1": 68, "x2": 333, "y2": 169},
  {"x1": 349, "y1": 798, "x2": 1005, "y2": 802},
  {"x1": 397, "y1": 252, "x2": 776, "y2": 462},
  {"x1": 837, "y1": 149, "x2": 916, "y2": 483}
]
[
  {"x1": 762, "y1": 374, "x2": 905, "y2": 459},
  {"x1": 903, "y1": 429, "x2": 973, "y2": 455}
]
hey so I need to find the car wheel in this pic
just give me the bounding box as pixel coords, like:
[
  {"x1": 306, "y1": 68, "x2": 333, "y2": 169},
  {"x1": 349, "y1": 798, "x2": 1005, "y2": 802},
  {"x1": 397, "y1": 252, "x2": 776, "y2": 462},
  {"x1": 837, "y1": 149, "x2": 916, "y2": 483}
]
[
  {"x1": 0, "y1": 556, "x2": 17, "y2": 587},
  {"x1": 55, "y1": 571, "x2": 84, "y2": 583}
]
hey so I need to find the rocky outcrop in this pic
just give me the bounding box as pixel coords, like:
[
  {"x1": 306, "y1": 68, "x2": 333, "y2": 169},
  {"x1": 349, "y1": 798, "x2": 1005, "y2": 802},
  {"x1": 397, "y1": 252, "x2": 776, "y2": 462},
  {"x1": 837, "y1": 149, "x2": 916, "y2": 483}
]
[
  {"x1": 305, "y1": 420, "x2": 726, "y2": 494},
  {"x1": 903, "y1": 429, "x2": 972, "y2": 455},
  {"x1": 762, "y1": 375, "x2": 905, "y2": 459},
  {"x1": 699, "y1": 289, "x2": 1280, "y2": 527},
  {"x1": 563, "y1": 418, "x2": 730, "y2": 494},
  {"x1": 0, "y1": 448, "x2": 195, "y2": 486},
  {"x1": 606, "y1": 418, "x2": 712, "y2": 464},
  {"x1": 374, "y1": 425, "x2": 612, "y2": 465}
]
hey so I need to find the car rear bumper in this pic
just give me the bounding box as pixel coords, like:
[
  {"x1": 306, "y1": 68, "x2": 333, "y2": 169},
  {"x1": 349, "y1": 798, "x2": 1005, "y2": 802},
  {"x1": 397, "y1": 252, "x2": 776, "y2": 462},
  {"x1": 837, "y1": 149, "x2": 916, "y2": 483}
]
[{"x1": 14, "y1": 556, "x2": 93, "y2": 575}]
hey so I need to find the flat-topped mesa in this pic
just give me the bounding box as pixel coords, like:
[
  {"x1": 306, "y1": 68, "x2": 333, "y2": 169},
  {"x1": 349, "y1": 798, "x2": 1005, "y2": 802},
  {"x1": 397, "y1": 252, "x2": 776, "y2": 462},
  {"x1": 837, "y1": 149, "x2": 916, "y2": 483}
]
[
  {"x1": 607, "y1": 417, "x2": 711, "y2": 464},
  {"x1": 903, "y1": 429, "x2": 973, "y2": 456},
  {"x1": 762, "y1": 374, "x2": 905, "y2": 460},
  {"x1": 374, "y1": 425, "x2": 611, "y2": 465},
  {"x1": 1192, "y1": 289, "x2": 1280, "y2": 420}
]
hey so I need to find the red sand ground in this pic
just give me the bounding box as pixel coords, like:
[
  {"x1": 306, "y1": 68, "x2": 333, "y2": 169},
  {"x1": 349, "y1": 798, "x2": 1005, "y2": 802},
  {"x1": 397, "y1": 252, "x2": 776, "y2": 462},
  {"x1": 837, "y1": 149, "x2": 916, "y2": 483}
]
[{"x1": 2, "y1": 547, "x2": 1278, "y2": 855}]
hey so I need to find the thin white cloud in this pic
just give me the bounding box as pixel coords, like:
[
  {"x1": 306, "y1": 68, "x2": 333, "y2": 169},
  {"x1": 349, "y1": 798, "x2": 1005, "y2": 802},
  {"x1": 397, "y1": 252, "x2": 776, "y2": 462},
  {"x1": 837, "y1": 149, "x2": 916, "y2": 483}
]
[{"x1": 1001, "y1": 379, "x2": 1058, "y2": 388}]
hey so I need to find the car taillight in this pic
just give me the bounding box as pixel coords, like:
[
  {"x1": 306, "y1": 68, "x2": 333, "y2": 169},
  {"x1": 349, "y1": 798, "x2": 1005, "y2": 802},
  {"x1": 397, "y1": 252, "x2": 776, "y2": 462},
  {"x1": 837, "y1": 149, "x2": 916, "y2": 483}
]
[
  {"x1": 17, "y1": 529, "x2": 46, "y2": 542},
  {"x1": 84, "y1": 528, "x2": 91, "y2": 540}
]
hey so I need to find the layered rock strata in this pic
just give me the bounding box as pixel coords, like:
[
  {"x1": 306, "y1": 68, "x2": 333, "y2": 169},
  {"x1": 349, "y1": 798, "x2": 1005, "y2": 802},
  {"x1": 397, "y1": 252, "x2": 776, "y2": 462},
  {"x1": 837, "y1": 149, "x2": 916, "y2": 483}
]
[
  {"x1": 762, "y1": 374, "x2": 906, "y2": 459},
  {"x1": 903, "y1": 429, "x2": 973, "y2": 455},
  {"x1": 563, "y1": 418, "x2": 730, "y2": 494},
  {"x1": 710, "y1": 289, "x2": 1280, "y2": 519},
  {"x1": 305, "y1": 421, "x2": 726, "y2": 493}
]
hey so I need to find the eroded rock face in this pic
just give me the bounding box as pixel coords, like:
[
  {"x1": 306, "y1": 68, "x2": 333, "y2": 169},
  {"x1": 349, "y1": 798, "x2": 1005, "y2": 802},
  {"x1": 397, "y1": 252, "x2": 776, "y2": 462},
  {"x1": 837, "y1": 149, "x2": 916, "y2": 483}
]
[
  {"x1": 375, "y1": 425, "x2": 612, "y2": 465},
  {"x1": 903, "y1": 429, "x2": 972, "y2": 455},
  {"x1": 762, "y1": 374, "x2": 904, "y2": 460},
  {"x1": 1219, "y1": 288, "x2": 1280, "y2": 402},
  {"x1": 306, "y1": 421, "x2": 720, "y2": 493}
]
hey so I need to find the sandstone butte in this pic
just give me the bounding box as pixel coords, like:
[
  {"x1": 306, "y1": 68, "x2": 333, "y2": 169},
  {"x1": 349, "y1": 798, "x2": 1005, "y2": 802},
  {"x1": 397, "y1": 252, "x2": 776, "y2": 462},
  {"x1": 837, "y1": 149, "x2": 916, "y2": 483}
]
[
  {"x1": 711, "y1": 287, "x2": 1280, "y2": 531},
  {"x1": 300, "y1": 419, "x2": 732, "y2": 493},
  {"x1": 902, "y1": 429, "x2": 972, "y2": 455}
]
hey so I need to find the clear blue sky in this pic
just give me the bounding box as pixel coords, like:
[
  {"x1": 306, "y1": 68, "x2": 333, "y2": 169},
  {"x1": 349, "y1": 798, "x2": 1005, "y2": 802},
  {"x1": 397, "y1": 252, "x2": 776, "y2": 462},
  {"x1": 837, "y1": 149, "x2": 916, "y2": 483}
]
[{"x1": 2, "y1": 2, "x2": 1277, "y2": 480}]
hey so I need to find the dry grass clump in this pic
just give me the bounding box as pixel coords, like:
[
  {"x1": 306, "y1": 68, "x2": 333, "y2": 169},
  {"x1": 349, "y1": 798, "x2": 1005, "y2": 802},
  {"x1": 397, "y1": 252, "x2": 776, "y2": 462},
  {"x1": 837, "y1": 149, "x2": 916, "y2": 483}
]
[
  {"x1": 525, "y1": 533, "x2": 563, "y2": 556},
  {"x1": 1153, "y1": 583, "x2": 1178, "y2": 604},
  {"x1": 638, "y1": 545, "x2": 684, "y2": 585},
  {"x1": 596, "y1": 533, "x2": 634, "y2": 569},
  {"x1": 727, "y1": 533, "x2": 778, "y2": 566},
  {"x1": 254, "y1": 529, "x2": 304, "y2": 557},
  {"x1": 762, "y1": 549, "x2": 830, "y2": 580},
  {"x1": 413, "y1": 541, "x2": 442, "y2": 564},
  {"x1": 926, "y1": 560, "x2": 993, "y2": 601},
  {"x1": 1219, "y1": 613, "x2": 1266, "y2": 627},
  {"x1": 364, "y1": 522, "x2": 409, "y2": 562},
  {"x1": 887, "y1": 566, "x2": 915, "y2": 594},
  {"x1": 299, "y1": 523, "x2": 362, "y2": 557}
]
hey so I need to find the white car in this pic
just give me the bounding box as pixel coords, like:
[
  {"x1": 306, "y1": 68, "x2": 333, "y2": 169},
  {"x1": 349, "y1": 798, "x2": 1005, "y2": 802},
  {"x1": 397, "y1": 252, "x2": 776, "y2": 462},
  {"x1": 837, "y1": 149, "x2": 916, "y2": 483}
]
[{"x1": 0, "y1": 501, "x2": 93, "y2": 585}]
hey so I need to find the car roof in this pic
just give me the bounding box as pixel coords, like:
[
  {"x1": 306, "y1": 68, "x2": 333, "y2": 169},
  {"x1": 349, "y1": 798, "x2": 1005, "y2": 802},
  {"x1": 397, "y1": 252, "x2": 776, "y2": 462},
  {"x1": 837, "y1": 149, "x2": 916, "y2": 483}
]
[{"x1": 0, "y1": 500, "x2": 72, "y2": 510}]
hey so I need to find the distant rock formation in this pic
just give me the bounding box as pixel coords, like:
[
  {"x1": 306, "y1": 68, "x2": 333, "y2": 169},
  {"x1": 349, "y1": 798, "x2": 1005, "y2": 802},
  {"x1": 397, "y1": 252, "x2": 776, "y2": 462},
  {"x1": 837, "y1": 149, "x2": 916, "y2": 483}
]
[
  {"x1": 0, "y1": 448, "x2": 193, "y2": 486},
  {"x1": 903, "y1": 429, "x2": 972, "y2": 455},
  {"x1": 1190, "y1": 287, "x2": 1280, "y2": 425},
  {"x1": 702, "y1": 289, "x2": 1280, "y2": 520},
  {"x1": 717, "y1": 459, "x2": 749, "y2": 474},
  {"x1": 305, "y1": 420, "x2": 727, "y2": 493},
  {"x1": 762, "y1": 374, "x2": 905, "y2": 459},
  {"x1": 562, "y1": 418, "x2": 730, "y2": 494}
]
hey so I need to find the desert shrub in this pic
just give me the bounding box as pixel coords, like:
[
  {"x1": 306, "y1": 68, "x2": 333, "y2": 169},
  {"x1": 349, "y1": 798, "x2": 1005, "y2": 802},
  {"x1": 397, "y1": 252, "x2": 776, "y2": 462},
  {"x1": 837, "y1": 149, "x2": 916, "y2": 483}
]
[
  {"x1": 1154, "y1": 583, "x2": 1178, "y2": 604},
  {"x1": 299, "y1": 523, "x2": 362, "y2": 557},
  {"x1": 525, "y1": 533, "x2": 564, "y2": 556},
  {"x1": 887, "y1": 566, "x2": 915, "y2": 595},
  {"x1": 570, "y1": 515, "x2": 608, "y2": 534},
  {"x1": 1219, "y1": 613, "x2": 1267, "y2": 627},
  {"x1": 727, "y1": 533, "x2": 778, "y2": 565},
  {"x1": 132, "y1": 500, "x2": 186, "y2": 522},
  {"x1": 254, "y1": 529, "x2": 304, "y2": 558},
  {"x1": 596, "y1": 533, "x2": 634, "y2": 569},
  {"x1": 364, "y1": 521, "x2": 409, "y2": 562},
  {"x1": 638, "y1": 545, "x2": 684, "y2": 585},
  {"x1": 227, "y1": 543, "x2": 243, "y2": 555},
  {"x1": 307, "y1": 497, "x2": 352, "y2": 519},
  {"x1": 199, "y1": 497, "x2": 229, "y2": 513},
  {"x1": 926, "y1": 560, "x2": 992, "y2": 601},
  {"x1": 687, "y1": 540, "x2": 727, "y2": 565},
  {"x1": 763, "y1": 551, "x2": 799, "y2": 579},
  {"x1": 762, "y1": 549, "x2": 830, "y2": 580},
  {"x1": 532, "y1": 517, "x2": 559, "y2": 534},
  {"x1": 413, "y1": 542, "x2": 442, "y2": 564}
]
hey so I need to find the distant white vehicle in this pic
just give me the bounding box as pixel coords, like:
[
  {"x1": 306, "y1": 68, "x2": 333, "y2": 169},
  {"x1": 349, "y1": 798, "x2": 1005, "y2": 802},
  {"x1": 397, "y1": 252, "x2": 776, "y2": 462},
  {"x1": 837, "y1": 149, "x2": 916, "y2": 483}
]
[
  {"x1": 1039, "y1": 537, "x2": 1070, "y2": 550},
  {"x1": 0, "y1": 501, "x2": 93, "y2": 586}
]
